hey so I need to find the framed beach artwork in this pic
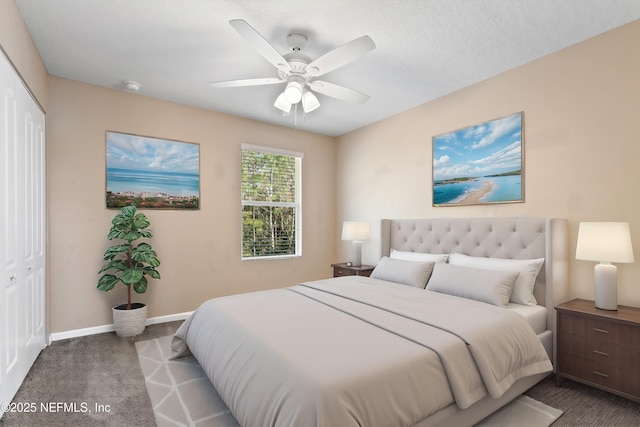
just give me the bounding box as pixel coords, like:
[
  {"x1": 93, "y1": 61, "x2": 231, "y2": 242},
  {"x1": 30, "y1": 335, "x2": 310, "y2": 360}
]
[
  {"x1": 432, "y1": 112, "x2": 523, "y2": 206},
  {"x1": 106, "y1": 131, "x2": 200, "y2": 209}
]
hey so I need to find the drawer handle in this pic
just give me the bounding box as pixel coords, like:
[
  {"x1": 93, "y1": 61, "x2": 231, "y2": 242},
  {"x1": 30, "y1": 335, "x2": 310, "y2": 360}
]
[
  {"x1": 593, "y1": 350, "x2": 609, "y2": 356},
  {"x1": 337, "y1": 270, "x2": 343, "y2": 274},
  {"x1": 593, "y1": 328, "x2": 609, "y2": 334},
  {"x1": 593, "y1": 371, "x2": 609, "y2": 378}
]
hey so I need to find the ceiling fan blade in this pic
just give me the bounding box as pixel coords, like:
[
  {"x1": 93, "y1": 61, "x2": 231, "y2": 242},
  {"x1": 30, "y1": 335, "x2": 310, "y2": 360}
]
[
  {"x1": 229, "y1": 19, "x2": 291, "y2": 73},
  {"x1": 308, "y1": 80, "x2": 370, "y2": 104},
  {"x1": 210, "y1": 78, "x2": 284, "y2": 88},
  {"x1": 306, "y1": 36, "x2": 375, "y2": 77}
]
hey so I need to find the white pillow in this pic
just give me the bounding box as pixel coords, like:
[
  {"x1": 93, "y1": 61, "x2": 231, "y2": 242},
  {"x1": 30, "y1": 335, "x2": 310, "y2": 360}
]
[
  {"x1": 370, "y1": 256, "x2": 435, "y2": 288},
  {"x1": 426, "y1": 263, "x2": 518, "y2": 307},
  {"x1": 448, "y1": 253, "x2": 544, "y2": 306},
  {"x1": 390, "y1": 249, "x2": 449, "y2": 263}
]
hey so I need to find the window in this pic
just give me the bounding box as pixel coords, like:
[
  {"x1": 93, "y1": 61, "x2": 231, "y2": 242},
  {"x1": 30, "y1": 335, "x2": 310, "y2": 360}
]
[{"x1": 241, "y1": 144, "x2": 302, "y2": 259}]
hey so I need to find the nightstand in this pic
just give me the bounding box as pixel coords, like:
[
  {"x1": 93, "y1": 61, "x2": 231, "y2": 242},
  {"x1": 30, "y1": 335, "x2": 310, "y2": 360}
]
[
  {"x1": 556, "y1": 298, "x2": 640, "y2": 403},
  {"x1": 331, "y1": 263, "x2": 374, "y2": 278}
]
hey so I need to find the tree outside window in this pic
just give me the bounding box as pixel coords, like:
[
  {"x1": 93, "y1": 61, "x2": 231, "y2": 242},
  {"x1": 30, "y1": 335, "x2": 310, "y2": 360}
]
[{"x1": 241, "y1": 145, "x2": 302, "y2": 259}]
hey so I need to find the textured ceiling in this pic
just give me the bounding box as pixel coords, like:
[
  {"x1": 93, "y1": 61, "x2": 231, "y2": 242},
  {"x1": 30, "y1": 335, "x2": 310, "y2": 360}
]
[{"x1": 15, "y1": 0, "x2": 640, "y2": 137}]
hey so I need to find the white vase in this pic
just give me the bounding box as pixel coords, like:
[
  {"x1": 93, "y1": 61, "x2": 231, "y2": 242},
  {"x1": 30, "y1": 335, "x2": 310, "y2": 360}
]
[{"x1": 112, "y1": 303, "x2": 147, "y2": 337}]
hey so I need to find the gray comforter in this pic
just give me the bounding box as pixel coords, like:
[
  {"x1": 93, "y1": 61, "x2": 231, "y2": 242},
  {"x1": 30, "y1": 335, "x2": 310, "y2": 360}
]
[{"x1": 172, "y1": 276, "x2": 552, "y2": 427}]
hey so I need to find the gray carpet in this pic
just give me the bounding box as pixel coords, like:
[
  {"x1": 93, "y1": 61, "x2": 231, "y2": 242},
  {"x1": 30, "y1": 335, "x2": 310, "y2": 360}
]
[
  {"x1": 1, "y1": 321, "x2": 180, "y2": 427},
  {"x1": 525, "y1": 376, "x2": 640, "y2": 426},
  {"x1": 2, "y1": 320, "x2": 640, "y2": 426}
]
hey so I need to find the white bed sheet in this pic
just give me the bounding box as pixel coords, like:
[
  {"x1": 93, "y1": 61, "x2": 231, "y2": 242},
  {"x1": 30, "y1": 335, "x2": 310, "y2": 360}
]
[{"x1": 506, "y1": 303, "x2": 547, "y2": 335}]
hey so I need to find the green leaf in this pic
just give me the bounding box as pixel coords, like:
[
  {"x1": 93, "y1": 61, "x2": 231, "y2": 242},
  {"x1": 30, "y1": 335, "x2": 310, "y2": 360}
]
[
  {"x1": 107, "y1": 228, "x2": 118, "y2": 240},
  {"x1": 133, "y1": 276, "x2": 148, "y2": 294},
  {"x1": 121, "y1": 268, "x2": 143, "y2": 285},
  {"x1": 102, "y1": 244, "x2": 130, "y2": 260},
  {"x1": 111, "y1": 213, "x2": 130, "y2": 227},
  {"x1": 97, "y1": 274, "x2": 120, "y2": 291},
  {"x1": 132, "y1": 243, "x2": 161, "y2": 267},
  {"x1": 133, "y1": 213, "x2": 150, "y2": 229},
  {"x1": 138, "y1": 230, "x2": 153, "y2": 239},
  {"x1": 142, "y1": 266, "x2": 161, "y2": 280},
  {"x1": 124, "y1": 230, "x2": 141, "y2": 242},
  {"x1": 98, "y1": 259, "x2": 127, "y2": 274},
  {"x1": 121, "y1": 205, "x2": 137, "y2": 218}
]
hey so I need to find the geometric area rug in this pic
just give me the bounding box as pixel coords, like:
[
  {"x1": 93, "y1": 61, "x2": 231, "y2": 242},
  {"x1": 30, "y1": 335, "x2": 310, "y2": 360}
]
[
  {"x1": 136, "y1": 335, "x2": 562, "y2": 427},
  {"x1": 475, "y1": 395, "x2": 563, "y2": 427},
  {"x1": 135, "y1": 335, "x2": 239, "y2": 427}
]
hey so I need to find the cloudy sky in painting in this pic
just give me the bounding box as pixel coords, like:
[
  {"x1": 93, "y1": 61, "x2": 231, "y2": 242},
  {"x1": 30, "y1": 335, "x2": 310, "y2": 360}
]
[
  {"x1": 433, "y1": 113, "x2": 522, "y2": 181},
  {"x1": 106, "y1": 132, "x2": 199, "y2": 173}
]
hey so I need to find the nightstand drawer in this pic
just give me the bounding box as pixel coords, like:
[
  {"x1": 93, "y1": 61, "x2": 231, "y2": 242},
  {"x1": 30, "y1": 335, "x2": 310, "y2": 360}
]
[
  {"x1": 331, "y1": 263, "x2": 374, "y2": 278},
  {"x1": 559, "y1": 313, "x2": 629, "y2": 345},
  {"x1": 333, "y1": 266, "x2": 356, "y2": 277},
  {"x1": 559, "y1": 352, "x2": 640, "y2": 396},
  {"x1": 558, "y1": 331, "x2": 634, "y2": 369}
]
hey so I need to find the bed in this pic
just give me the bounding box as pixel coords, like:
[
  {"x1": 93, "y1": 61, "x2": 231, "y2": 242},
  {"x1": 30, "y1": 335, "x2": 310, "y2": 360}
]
[{"x1": 172, "y1": 217, "x2": 569, "y2": 427}]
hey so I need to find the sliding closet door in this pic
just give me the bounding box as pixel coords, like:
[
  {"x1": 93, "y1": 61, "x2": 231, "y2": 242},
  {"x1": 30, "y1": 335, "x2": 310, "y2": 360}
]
[{"x1": 0, "y1": 49, "x2": 46, "y2": 417}]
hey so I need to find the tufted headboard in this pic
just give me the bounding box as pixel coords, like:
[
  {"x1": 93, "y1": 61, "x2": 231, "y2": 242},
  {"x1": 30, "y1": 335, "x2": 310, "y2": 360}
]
[{"x1": 381, "y1": 217, "x2": 569, "y2": 366}]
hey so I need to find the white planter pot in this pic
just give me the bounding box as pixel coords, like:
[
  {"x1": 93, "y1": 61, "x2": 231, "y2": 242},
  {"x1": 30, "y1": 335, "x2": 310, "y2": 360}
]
[{"x1": 112, "y1": 303, "x2": 147, "y2": 337}]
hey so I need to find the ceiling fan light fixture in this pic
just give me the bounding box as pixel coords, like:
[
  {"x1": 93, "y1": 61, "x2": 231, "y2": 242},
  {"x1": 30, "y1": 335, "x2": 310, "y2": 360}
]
[
  {"x1": 301, "y1": 90, "x2": 320, "y2": 113},
  {"x1": 274, "y1": 92, "x2": 292, "y2": 113},
  {"x1": 283, "y1": 81, "x2": 303, "y2": 103}
]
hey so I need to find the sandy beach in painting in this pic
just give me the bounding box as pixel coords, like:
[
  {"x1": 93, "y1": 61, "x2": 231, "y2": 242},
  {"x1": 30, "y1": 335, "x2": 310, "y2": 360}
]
[{"x1": 457, "y1": 181, "x2": 493, "y2": 204}]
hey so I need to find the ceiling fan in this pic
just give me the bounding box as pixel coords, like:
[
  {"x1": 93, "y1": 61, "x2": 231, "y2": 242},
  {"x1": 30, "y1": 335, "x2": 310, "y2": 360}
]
[{"x1": 210, "y1": 19, "x2": 376, "y2": 114}]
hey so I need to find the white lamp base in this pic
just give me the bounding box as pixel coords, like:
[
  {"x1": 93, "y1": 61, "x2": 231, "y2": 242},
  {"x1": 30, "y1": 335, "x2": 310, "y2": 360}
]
[
  {"x1": 351, "y1": 240, "x2": 363, "y2": 267},
  {"x1": 594, "y1": 263, "x2": 617, "y2": 311}
]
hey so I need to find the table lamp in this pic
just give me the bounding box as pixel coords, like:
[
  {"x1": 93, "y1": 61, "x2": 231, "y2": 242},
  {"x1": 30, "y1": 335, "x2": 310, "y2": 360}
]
[
  {"x1": 341, "y1": 221, "x2": 370, "y2": 267},
  {"x1": 575, "y1": 222, "x2": 634, "y2": 310}
]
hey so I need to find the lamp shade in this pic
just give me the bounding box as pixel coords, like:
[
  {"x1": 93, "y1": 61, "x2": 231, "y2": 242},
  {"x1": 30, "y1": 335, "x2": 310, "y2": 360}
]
[
  {"x1": 576, "y1": 222, "x2": 634, "y2": 263},
  {"x1": 273, "y1": 92, "x2": 292, "y2": 113},
  {"x1": 341, "y1": 221, "x2": 370, "y2": 241},
  {"x1": 284, "y1": 81, "x2": 303, "y2": 103},
  {"x1": 301, "y1": 90, "x2": 320, "y2": 113}
]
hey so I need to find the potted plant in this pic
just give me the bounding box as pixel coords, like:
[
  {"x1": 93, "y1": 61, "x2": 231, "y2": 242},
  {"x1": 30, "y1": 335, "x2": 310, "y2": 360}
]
[{"x1": 97, "y1": 205, "x2": 161, "y2": 337}]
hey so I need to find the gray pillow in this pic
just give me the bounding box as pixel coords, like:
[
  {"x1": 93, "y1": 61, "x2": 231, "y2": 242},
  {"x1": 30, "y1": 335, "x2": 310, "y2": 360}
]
[
  {"x1": 448, "y1": 253, "x2": 544, "y2": 306},
  {"x1": 426, "y1": 263, "x2": 518, "y2": 307},
  {"x1": 370, "y1": 256, "x2": 435, "y2": 288}
]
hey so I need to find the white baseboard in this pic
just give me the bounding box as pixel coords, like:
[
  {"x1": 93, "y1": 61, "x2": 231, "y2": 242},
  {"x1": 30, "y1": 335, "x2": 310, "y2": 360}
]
[{"x1": 47, "y1": 311, "x2": 193, "y2": 344}]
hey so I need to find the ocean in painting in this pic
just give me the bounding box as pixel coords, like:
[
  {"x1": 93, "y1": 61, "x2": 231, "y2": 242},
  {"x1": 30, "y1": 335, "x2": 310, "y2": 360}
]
[
  {"x1": 433, "y1": 180, "x2": 484, "y2": 205},
  {"x1": 107, "y1": 168, "x2": 199, "y2": 197},
  {"x1": 433, "y1": 175, "x2": 521, "y2": 205}
]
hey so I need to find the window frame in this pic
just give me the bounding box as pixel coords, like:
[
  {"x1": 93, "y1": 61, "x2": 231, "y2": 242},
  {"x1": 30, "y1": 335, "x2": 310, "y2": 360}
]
[{"x1": 241, "y1": 144, "x2": 303, "y2": 260}]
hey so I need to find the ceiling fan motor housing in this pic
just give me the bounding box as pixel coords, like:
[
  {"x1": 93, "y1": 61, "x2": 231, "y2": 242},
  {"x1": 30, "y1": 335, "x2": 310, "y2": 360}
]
[{"x1": 287, "y1": 32, "x2": 307, "y2": 51}]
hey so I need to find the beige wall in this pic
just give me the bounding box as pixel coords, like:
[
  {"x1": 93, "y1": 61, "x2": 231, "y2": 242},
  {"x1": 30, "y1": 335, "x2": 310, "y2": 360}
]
[
  {"x1": 46, "y1": 77, "x2": 335, "y2": 333},
  {"x1": 4, "y1": 1, "x2": 640, "y2": 334},
  {"x1": 336, "y1": 20, "x2": 640, "y2": 307}
]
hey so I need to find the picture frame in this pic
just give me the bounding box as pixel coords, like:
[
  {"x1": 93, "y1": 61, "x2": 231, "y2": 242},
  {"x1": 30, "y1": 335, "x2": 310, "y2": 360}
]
[
  {"x1": 432, "y1": 112, "x2": 523, "y2": 206},
  {"x1": 106, "y1": 131, "x2": 200, "y2": 209}
]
